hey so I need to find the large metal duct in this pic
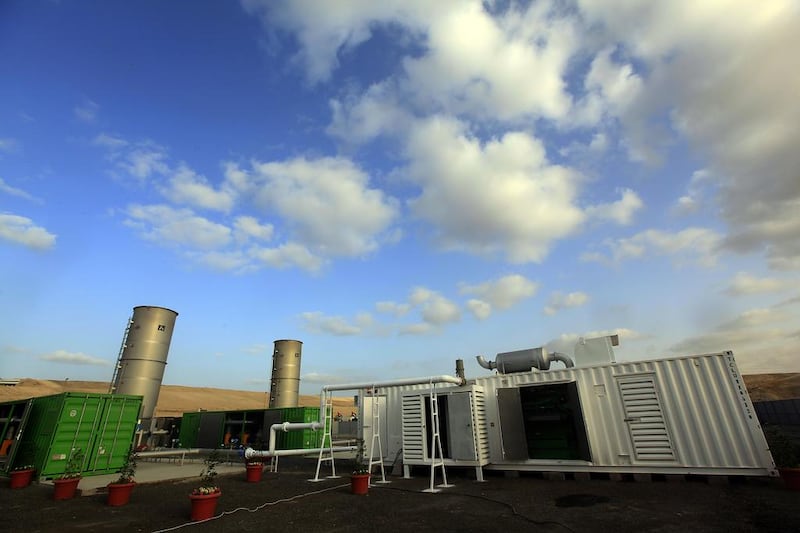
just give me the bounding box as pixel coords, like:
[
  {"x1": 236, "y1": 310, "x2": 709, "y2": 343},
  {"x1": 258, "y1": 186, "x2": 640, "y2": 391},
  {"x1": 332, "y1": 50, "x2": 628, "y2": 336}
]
[
  {"x1": 268, "y1": 339, "x2": 302, "y2": 408},
  {"x1": 111, "y1": 306, "x2": 178, "y2": 419},
  {"x1": 476, "y1": 346, "x2": 574, "y2": 374}
]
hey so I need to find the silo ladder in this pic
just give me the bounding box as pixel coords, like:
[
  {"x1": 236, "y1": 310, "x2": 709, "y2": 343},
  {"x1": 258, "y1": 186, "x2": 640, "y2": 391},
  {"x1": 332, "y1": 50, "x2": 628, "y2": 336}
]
[{"x1": 108, "y1": 316, "x2": 133, "y2": 393}]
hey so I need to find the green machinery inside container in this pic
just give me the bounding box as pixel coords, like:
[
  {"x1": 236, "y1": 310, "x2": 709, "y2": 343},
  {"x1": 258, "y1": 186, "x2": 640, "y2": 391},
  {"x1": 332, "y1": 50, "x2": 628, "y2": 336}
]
[
  {"x1": 4, "y1": 392, "x2": 142, "y2": 479},
  {"x1": 179, "y1": 406, "x2": 328, "y2": 451}
]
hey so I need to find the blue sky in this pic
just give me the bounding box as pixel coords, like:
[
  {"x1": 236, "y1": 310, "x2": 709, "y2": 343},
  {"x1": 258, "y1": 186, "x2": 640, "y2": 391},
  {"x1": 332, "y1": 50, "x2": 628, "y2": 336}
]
[{"x1": 1, "y1": 1, "x2": 798, "y2": 394}]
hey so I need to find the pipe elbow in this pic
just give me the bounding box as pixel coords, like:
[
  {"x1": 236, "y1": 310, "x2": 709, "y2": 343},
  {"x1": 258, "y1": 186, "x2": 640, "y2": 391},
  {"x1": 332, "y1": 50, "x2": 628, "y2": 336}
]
[
  {"x1": 551, "y1": 352, "x2": 575, "y2": 368},
  {"x1": 476, "y1": 355, "x2": 496, "y2": 370}
]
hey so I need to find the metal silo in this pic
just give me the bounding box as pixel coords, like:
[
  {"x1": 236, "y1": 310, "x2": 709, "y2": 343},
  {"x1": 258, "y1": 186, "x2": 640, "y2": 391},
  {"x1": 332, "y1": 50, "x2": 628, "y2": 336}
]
[
  {"x1": 110, "y1": 306, "x2": 178, "y2": 419},
  {"x1": 269, "y1": 339, "x2": 302, "y2": 408}
]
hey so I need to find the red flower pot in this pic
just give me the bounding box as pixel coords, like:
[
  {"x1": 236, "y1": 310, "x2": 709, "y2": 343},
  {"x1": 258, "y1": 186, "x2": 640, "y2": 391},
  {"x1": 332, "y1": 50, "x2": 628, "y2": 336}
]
[
  {"x1": 350, "y1": 473, "x2": 370, "y2": 495},
  {"x1": 53, "y1": 477, "x2": 81, "y2": 500},
  {"x1": 245, "y1": 464, "x2": 263, "y2": 483},
  {"x1": 107, "y1": 482, "x2": 136, "y2": 506},
  {"x1": 189, "y1": 490, "x2": 221, "y2": 521},
  {"x1": 779, "y1": 468, "x2": 800, "y2": 491},
  {"x1": 9, "y1": 468, "x2": 35, "y2": 489}
]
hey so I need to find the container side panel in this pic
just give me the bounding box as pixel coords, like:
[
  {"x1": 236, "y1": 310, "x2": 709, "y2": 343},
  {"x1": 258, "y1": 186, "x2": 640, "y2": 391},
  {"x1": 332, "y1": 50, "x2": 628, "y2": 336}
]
[{"x1": 86, "y1": 395, "x2": 142, "y2": 475}]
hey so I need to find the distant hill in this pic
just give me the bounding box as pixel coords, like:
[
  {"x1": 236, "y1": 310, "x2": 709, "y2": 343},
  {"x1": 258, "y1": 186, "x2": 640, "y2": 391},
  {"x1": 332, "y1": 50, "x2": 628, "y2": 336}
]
[
  {"x1": 0, "y1": 379, "x2": 354, "y2": 418},
  {"x1": 1, "y1": 373, "x2": 797, "y2": 417}
]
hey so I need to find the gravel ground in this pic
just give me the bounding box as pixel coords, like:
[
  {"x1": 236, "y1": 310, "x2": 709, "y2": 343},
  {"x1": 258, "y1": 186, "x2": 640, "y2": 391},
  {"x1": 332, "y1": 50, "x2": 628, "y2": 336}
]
[{"x1": 5, "y1": 459, "x2": 800, "y2": 533}]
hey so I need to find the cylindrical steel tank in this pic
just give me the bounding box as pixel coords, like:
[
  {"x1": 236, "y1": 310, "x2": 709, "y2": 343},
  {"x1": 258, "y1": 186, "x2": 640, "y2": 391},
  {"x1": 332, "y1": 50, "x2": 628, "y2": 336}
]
[
  {"x1": 268, "y1": 339, "x2": 302, "y2": 408},
  {"x1": 112, "y1": 306, "x2": 178, "y2": 419}
]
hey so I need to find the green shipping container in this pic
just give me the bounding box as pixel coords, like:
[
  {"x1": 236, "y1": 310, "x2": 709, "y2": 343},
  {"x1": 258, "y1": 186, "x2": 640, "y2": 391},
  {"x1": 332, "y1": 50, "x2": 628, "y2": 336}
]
[
  {"x1": 179, "y1": 412, "x2": 202, "y2": 448},
  {"x1": 280, "y1": 407, "x2": 324, "y2": 449},
  {"x1": 15, "y1": 393, "x2": 142, "y2": 479}
]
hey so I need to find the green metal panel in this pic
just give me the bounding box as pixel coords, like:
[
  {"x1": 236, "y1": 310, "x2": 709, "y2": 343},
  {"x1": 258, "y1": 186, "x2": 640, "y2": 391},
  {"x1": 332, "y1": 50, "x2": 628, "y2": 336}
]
[
  {"x1": 280, "y1": 407, "x2": 323, "y2": 449},
  {"x1": 179, "y1": 412, "x2": 201, "y2": 448},
  {"x1": 86, "y1": 395, "x2": 142, "y2": 473},
  {"x1": 282, "y1": 407, "x2": 320, "y2": 423},
  {"x1": 15, "y1": 393, "x2": 142, "y2": 479}
]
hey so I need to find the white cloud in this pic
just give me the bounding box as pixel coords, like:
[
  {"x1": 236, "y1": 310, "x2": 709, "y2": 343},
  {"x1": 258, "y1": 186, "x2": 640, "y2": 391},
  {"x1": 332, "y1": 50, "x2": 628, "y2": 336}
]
[
  {"x1": 124, "y1": 204, "x2": 231, "y2": 250},
  {"x1": 162, "y1": 164, "x2": 236, "y2": 212},
  {"x1": 74, "y1": 99, "x2": 99, "y2": 122},
  {"x1": 250, "y1": 242, "x2": 324, "y2": 272},
  {"x1": 408, "y1": 286, "x2": 461, "y2": 326},
  {"x1": 375, "y1": 301, "x2": 411, "y2": 317},
  {"x1": 585, "y1": 188, "x2": 643, "y2": 225},
  {"x1": 726, "y1": 272, "x2": 795, "y2": 296},
  {"x1": 399, "y1": 323, "x2": 433, "y2": 335},
  {"x1": 301, "y1": 372, "x2": 354, "y2": 385},
  {"x1": 40, "y1": 350, "x2": 109, "y2": 366},
  {"x1": 578, "y1": 0, "x2": 800, "y2": 269},
  {"x1": 233, "y1": 216, "x2": 273, "y2": 243},
  {"x1": 246, "y1": 157, "x2": 398, "y2": 257},
  {"x1": 583, "y1": 227, "x2": 723, "y2": 267},
  {"x1": 544, "y1": 291, "x2": 589, "y2": 316},
  {"x1": 0, "y1": 213, "x2": 56, "y2": 250},
  {"x1": 406, "y1": 116, "x2": 585, "y2": 263},
  {"x1": 669, "y1": 306, "x2": 799, "y2": 372},
  {"x1": 122, "y1": 146, "x2": 170, "y2": 180},
  {"x1": 460, "y1": 274, "x2": 538, "y2": 319},
  {"x1": 466, "y1": 299, "x2": 492, "y2": 320},
  {"x1": 301, "y1": 311, "x2": 374, "y2": 336},
  {"x1": 0, "y1": 178, "x2": 39, "y2": 203}
]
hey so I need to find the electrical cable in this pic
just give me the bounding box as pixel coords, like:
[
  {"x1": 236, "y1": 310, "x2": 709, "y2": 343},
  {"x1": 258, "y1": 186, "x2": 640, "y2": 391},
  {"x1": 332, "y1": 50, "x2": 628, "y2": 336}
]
[{"x1": 151, "y1": 482, "x2": 349, "y2": 533}]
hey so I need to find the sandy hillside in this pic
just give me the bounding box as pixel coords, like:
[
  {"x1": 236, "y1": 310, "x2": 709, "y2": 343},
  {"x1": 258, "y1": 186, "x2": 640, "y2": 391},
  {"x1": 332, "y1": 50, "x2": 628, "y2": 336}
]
[
  {"x1": 1, "y1": 374, "x2": 797, "y2": 416},
  {"x1": 0, "y1": 379, "x2": 354, "y2": 418}
]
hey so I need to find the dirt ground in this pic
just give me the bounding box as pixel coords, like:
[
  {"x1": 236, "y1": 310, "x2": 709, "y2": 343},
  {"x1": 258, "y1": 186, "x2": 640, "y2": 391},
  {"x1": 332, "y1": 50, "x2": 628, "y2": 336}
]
[{"x1": 5, "y1": 459, "x2": 800, "y2": 533}]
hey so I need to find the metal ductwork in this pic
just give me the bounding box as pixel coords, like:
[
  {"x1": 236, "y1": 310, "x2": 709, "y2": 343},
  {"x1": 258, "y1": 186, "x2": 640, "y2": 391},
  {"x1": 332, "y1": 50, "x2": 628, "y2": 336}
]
[
  {"x1": 269, "y1": 339, "x2": 302, "y2": 408},
  {"x1": 476, "y1": 346, "x2": 574, "y2": 374},
  {"x1": 111, "y1": 306, "x2": 178, "y2": 419}
]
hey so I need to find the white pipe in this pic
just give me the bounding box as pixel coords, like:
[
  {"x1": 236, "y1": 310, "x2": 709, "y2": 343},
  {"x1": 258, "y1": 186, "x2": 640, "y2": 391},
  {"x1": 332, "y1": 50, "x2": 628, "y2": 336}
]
[
  {"x1": 245, "y1": 446, "x2": 357, "y2": 459},
  {"x1": 268, "y1": 422, "x2": 323, "y2": 454},
  {"x1": 321, "y1": 374, "x2": 463, "y2": 393}
]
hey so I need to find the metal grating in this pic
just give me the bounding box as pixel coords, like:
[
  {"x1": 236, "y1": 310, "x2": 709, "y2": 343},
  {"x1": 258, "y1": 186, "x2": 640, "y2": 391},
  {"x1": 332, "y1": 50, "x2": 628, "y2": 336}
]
[
  {"x1": 618, "y1": 376, "x2": 675, "y2": 461},
  {"x1": 401, "y1": 394, "x2": 425, "y2": 462}
]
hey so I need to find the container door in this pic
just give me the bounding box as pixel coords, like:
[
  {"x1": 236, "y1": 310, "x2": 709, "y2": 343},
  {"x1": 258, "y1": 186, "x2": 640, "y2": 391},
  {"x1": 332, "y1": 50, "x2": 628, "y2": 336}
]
[
  {"x1": 41, "y1": 395, "x2": 102, "y2": 477},
  {"x1": 197, "y1": 412, "x2": 225, "y2": 448},
  {"x1": 87, "y1": 396, "x2": 142, "y2": 474},
  {"x1": 401, "y1": 394, "x2": 426, "y2": 463},
  {"x1": 496, "y1": 388, "x2": 528, "y2": 460},
  {"x1": 446, "y1": 392, "x2": 476, "y2": 461},
  {"x1": 617, "y1": 375, "x2": 676, "y2": 462},
  {"x1": 179, "y1": 413, "x2": 201, "y2": 448}
]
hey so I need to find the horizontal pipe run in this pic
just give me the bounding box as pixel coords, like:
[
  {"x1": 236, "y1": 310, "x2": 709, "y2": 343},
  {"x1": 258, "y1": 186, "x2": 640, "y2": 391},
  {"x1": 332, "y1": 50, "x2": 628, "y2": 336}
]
[
  {"x1": 322, "y1": 374, "x2": 464, "y2": 393},
  {"x1": 245, "y1": 446, "x2": 357, "y2": 459}
]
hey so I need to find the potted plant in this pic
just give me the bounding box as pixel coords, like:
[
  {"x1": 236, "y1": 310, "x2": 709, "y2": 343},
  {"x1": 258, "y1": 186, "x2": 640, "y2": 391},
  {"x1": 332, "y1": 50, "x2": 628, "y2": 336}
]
[
  {"x1": 106, "y1": 446, "x2": 137, "y2": 506},
  {"x1": 244, "y1": 456, "x2": 264, "y2": 483},
  {"x1": 189, "y1": 449, "x2": 222, "y2": 521},
  {"x1": 53, "y1": 448, "x2": 84, "y2": 500},
  {"x1": 765, "y1": 425, "x2": 800, "y2": 490},
  {"x1": 350, "y1": 439, "x2": 370, "y2": 495},
  {"x1": 9, "y1": 463, "x2": 36, "y2": 489}
]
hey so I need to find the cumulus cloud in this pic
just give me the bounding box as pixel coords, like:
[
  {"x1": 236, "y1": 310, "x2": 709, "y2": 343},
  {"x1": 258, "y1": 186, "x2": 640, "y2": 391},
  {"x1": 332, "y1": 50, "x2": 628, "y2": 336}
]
[
  {"x1": 0, "y1": 213, "x2": 56, "y2": 250},
  {"x1": 233, "y1": 216, "x2": 273, "y2": 243},
  {"x1": 40, "y1": 350, "x2": 109, "y2": 366},
  {"x1": 460, "y1": 274, "x2": 538, "y2": 319},
  {"x1": 585, "y1": 189, "x2": 643, "y2": 225},
  {"x1": 124, "y1": 204, "x2": 232, "y2": 250},
  {"x1": 375, "y1": 301, "x2": 411, "y2": 317},
  {"x1": 250, "y1": 242, "x2": 324, "y2": 272},
  {"x1": 725, "y1": 272, "x2": 795, "y2": 296},
  {"x1": 242, "y1": 157, "x2": 398, "y2": 257},
  {"x1": 582, "y1": 227, "x2": 723, "y2": 267},
  {"x1": 161, "y1": 165, "x2": 236, "y2": 213},
  {"x1": 543, "y1": 291, "x2": 589, "y2": 316},
  {"x1": 408, "y1": 287, "x2": 461, "y2": 326},
  {"x1": 406, "y1": 117, "x2": 585, "y2": 263}
]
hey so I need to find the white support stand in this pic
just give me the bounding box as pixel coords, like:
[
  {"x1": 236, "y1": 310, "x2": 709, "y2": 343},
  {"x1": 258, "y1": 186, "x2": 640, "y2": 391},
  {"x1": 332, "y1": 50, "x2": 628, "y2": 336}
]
[
  {"x1": 422, "y1": 384, "x2": 453, "y2": 493},
  {"x1": 312, "y1": 391, "x2": 340, "y2": 481},
  {"x1": 367, "y1": 390, "x2": 390, "y2": 485}
]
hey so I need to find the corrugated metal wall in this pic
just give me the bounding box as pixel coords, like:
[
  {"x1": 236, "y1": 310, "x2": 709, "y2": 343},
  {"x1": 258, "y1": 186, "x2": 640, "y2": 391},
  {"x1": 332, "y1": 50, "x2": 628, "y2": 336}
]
[{"x1": 375, "y1": 352, "x2": 776, "y2": 477}]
